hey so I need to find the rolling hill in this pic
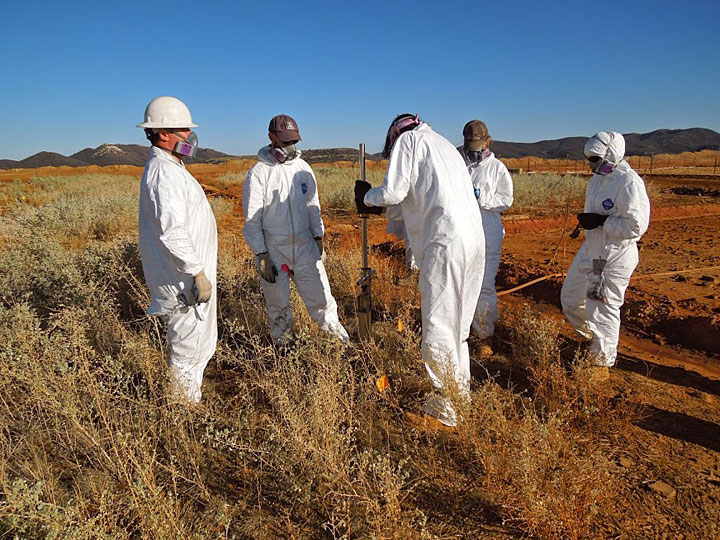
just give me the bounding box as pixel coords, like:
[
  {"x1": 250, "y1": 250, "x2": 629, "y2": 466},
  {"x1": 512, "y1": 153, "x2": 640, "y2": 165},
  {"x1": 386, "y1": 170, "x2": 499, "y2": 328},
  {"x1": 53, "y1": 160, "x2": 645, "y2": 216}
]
[
  {"x1": 491, "y1": 128, "x2": 720, "y2": 160},
  {"x1": 1, "y1": 128, "x2": 719, "y2": 169},
  {"x1": 0, "y1": 144, "x2": 232, "y2": 169}
]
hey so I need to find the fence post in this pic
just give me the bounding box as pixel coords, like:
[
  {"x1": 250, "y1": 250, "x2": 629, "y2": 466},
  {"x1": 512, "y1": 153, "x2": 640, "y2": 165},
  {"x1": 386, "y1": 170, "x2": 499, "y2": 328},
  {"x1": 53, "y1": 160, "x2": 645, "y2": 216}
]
[
  {"x1": 714, "y1": 157, "x2": 718, "y2": 175},
  {"x1": 649, "y1": 153, "x2": 654, "y2": 174},
  {"x1": 527, "y1": 157, "x2": 531, "y2": 173}
]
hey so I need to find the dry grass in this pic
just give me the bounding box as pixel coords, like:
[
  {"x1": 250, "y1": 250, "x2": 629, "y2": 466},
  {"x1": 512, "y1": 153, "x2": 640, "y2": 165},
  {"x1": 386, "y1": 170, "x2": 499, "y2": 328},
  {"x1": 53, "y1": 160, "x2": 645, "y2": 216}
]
[
  {"x1": 509, "y1": 173, "x2": 587, "y2": 215},
  {"x1": 0, "y1": 172, "x2": 641, "y2": 539}
]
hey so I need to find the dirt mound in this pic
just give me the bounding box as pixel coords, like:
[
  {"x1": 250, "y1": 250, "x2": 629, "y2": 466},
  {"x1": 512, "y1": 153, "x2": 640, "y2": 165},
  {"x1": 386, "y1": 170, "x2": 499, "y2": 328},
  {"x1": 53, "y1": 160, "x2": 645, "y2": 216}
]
[{"x1": 663, "y1": 186, "x2": 720, "y2": 197}]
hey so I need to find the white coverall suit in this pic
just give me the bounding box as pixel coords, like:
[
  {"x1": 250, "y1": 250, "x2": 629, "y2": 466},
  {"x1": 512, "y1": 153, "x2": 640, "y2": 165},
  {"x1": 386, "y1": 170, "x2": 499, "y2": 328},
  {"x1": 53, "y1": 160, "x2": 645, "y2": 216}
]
[
  {"x1": 243, "y1": 146, "x2": 348, "y2": 343},
  {"x1": 364, "y1": 124, "x2": 485, "y2": 426},
  {"x1": 462, "y1": 150, "x2": 513, "y2": 339},
  {"x1": 385, "y1": 204, "x2": 418, "y2": 271},
  {"x1": 561, "y1": 133, "x2": 650, "y2": 366},
  {"x1": 138, "y1": 146, "x2": 218, "y2": 403}
]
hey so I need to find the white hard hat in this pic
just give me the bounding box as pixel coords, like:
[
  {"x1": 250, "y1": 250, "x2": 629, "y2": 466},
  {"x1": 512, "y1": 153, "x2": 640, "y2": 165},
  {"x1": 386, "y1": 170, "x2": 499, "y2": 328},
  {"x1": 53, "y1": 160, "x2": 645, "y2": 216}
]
[{"x1": 137, "y1": 96, "x2": 198, "y2": 128}]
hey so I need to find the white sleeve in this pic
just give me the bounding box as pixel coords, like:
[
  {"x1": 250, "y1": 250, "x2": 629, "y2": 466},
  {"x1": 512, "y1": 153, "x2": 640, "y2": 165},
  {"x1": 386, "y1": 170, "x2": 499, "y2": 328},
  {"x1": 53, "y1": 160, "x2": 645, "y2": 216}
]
[
  {"x1": 242, "y1": 166, "x2": 268, "y2": 255},
  {"x1": 478, "y1": 162, "x2": 513, "y2": 212},
  {"x1": 603, "y1": 176, "x2": 650, "y2": 240},
  {"x1": 305, "y1": 166, "x2": 324, "y2": 238},
  {"x1": 364, "y1": 133, "x2": 414, "y2": 207}
]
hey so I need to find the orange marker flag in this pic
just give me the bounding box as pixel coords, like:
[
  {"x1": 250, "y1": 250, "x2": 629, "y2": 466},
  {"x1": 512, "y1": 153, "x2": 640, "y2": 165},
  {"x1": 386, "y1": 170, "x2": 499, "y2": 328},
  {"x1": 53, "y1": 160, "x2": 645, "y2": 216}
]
[
  {"x1": 376, "y1": 373, "x2": 390, "y2": 393},
  {"x1": 397, "y1": 319, "x2": 403, "y2": 332}
]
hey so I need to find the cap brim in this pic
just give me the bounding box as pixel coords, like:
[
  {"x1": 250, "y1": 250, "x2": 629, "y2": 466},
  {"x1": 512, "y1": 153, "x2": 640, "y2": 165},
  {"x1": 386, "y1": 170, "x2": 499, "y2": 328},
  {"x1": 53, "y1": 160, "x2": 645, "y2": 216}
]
[
  {"x1": 276, "y1": 131, "x2": 301, "y2": 143},
  {"x1": 464, "y1": 139, "x2": 484, "y2": 151}
]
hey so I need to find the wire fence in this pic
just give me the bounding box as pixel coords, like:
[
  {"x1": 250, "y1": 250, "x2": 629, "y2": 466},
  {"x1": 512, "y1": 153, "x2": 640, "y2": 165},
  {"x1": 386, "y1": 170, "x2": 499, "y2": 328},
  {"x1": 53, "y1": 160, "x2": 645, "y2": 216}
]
[{"x1": 502, "y1": 151, "x2": 720, "y2": 176}]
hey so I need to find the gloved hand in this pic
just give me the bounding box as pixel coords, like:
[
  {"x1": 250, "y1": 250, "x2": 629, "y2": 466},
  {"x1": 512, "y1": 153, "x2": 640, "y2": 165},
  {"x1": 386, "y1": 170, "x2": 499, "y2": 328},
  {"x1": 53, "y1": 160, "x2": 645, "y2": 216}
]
[
  {"x1": 314, "y1": 236, "x2": 323, "y2": 256},
  {"x1": 577, "y1": 213, "x2": 609, "y2": 230},
  {"x1": 354, "y1": 180, "x2": 383, "y2": 215},
  {"x1": 193, "y1": 270, "x2": 212, "y2": 304},
  {"x1": 256, "y1": 252, "x2": 278, "y2": 283}
]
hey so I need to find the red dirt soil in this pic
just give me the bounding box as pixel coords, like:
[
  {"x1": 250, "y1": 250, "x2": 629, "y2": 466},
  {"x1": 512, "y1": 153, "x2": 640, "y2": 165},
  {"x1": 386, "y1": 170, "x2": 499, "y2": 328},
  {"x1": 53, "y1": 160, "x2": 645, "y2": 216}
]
[
  {"x1": 6, "y1": 162, "x2": 718, "y2": 535},
  {"x1": 249, "y1": 173, "x2": 720, "y2": 535}
]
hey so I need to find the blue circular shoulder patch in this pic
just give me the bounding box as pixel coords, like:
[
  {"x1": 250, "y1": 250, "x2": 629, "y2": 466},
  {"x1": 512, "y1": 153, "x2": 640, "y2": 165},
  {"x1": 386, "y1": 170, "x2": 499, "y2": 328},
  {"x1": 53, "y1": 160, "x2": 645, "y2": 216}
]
[
  {"x1": 301, "y1": 182, "x2": 308, "y2": 194},
  {"x1": 602, "y1": 198, "x2": 614, "y2": 210}
]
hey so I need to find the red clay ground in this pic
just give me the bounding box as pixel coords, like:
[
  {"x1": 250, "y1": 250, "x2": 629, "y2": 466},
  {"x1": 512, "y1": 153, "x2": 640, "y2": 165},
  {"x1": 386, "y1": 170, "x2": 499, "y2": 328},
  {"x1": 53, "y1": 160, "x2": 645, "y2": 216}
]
[
  {"x1": 302, "y1": 175, "x2": 720, "y2": 537},
  {"x1": 9, "y1": 163, "x2": 716, "y2": 535}
]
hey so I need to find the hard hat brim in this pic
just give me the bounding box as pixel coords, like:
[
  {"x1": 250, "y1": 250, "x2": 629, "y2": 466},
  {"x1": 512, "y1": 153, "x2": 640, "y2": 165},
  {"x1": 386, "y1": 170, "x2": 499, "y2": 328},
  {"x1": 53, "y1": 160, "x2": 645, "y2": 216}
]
[{"x1": 137, "y1": 121, "x2": 199, "y2": 128}]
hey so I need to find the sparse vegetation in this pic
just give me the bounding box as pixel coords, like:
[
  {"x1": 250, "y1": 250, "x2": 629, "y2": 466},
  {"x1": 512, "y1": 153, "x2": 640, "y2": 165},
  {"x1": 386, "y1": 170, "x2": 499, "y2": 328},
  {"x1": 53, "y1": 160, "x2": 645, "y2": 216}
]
[
  {"x1": 0, "y1": 170, "x2": 706, "y2": 539},
  {"x1": 509, "y1": 173, "x2": 587, "y2": 215}
]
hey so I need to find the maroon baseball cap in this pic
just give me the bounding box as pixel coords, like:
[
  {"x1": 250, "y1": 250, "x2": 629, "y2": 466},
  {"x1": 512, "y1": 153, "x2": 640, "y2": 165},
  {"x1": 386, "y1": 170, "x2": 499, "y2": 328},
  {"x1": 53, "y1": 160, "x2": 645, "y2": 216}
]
[
  {"x1": 268, "y1": 114, "x2": 301, "y2": 143},
  {"x1": 463, "y1": 120, "x2": 489, "y2": 151}
]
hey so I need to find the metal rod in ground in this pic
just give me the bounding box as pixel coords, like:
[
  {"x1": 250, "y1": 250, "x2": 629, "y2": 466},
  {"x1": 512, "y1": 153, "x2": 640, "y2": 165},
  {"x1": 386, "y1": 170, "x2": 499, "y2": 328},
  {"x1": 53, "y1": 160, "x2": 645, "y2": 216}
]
[
  {"x1": 360, "y1": 144, "x2": 368, "y2": 269},
  {"x1": 357, "y1": 142, "x2": 372, "y2": 341}
]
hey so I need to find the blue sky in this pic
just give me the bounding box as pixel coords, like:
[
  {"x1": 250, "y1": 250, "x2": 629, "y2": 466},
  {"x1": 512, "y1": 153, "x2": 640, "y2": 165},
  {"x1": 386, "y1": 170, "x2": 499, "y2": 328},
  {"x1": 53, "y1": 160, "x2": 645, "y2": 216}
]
[{"x1": 2, "y1": 0, "x2": 719, "y2": 160}]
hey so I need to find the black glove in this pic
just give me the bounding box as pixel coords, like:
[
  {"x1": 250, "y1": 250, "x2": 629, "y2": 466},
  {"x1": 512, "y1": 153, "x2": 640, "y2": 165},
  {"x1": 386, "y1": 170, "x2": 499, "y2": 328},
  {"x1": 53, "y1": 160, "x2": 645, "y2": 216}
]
[
  {"x1": 354, "y1": 180, "x2": 383, "y2": 215},
  {"x1": 577, "y1": 213, "x2": 609, "y2": 230}
]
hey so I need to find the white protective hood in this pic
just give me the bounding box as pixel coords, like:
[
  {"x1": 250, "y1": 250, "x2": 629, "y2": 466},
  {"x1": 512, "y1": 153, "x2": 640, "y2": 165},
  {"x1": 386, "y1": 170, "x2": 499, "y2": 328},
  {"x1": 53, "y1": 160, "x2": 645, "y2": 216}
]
[{"x1": 584, "y1": 131, "x2": 626, "y2": 166}]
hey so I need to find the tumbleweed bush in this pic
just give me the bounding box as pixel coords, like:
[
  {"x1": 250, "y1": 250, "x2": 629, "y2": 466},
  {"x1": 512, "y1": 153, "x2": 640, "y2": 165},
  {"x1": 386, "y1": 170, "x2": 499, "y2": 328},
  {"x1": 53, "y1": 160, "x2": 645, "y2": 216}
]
[{"x1": 0, "y1": 171, "x2": 635, "y2": 539}]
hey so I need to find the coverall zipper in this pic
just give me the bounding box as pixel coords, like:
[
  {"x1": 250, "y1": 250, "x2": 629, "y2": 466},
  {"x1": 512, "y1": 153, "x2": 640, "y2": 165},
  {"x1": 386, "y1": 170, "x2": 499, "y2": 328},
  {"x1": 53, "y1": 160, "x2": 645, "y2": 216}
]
[{"x1": 287, "y1": 167, "x2": 296, "y2": 269}]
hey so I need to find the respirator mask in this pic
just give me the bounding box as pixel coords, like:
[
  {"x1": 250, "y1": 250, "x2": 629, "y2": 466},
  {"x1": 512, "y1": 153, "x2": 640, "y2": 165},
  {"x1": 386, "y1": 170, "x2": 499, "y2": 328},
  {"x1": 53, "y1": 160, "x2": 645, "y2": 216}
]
[
  {"x1": 173, "y1": 131, "x2": 199, "y2": 158},
  {"x1": 588, "y1": 155, "x2": 614, "y2": 175},
  {"x1": 270, "y1": 143, "x2": 300, "y2": 163},
  {"x1": 465, "y1": 147, "x2": 491, "y2": 163}
]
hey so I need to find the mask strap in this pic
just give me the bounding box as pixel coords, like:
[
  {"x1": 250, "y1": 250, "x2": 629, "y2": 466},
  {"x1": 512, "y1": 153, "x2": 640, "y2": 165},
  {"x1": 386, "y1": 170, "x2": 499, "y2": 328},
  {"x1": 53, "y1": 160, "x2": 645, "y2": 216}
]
[{"x1": 270, "y1": 146, "x2": 289, "y2": 163}]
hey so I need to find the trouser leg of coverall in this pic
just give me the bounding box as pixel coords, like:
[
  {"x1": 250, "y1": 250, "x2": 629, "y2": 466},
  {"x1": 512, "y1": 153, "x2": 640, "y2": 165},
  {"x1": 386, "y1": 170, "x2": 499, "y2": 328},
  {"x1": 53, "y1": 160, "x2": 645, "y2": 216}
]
[
  {"x1": 165, "y1": 294, "x2": 218, "y2": 403},
  {"x1": 473, "y1": 227, "x2": 503, "y2": 339},
  {"x1": 404, "y1": 230, "x2": 418, "y2": 272},
  {"x1": 561, "y1": 246, "x2": 638, "y2": 366},
  {"x1": 292, "y1": 258, "x2": 349, "y2": 341},
  {"x1": 259, "y1": 270, "x2": 295, "y2": 344},
  {"x1": 561, "y1": 254, "x2": 593, "y2": 339},
  {"x1": 420, "y1": 245, "x2": 483, "y2": 426}
]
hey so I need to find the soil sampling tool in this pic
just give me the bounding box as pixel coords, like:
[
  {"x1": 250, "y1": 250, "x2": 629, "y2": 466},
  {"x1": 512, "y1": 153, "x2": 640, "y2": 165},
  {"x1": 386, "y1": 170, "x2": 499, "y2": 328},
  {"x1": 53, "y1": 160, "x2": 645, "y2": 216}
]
[{"x1": 356, "y1": 143, "x2": 376, "y2": 342}]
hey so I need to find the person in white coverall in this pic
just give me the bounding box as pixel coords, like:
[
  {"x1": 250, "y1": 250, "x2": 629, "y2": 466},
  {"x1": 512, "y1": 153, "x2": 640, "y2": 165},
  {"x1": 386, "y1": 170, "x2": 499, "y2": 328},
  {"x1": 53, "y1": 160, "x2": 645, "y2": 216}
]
[
  {"x1": 243, "y1": 114, "x2": 349, "y2": 345},
  {"x1": 355, "y1": 114, "x2": 484, "y2": 427},
  {"x1": 459, "y1": 120, "x2": 513, "y2": 349},
  {"x1": 137, "y1": 96, "x2": 217, "y2": 403},
  {"x1": 561, "y1": 131, "x2": 650, "y2": 373},
  {"x1": 385, "y1": 205, "x2": 418, "y2": 272}
]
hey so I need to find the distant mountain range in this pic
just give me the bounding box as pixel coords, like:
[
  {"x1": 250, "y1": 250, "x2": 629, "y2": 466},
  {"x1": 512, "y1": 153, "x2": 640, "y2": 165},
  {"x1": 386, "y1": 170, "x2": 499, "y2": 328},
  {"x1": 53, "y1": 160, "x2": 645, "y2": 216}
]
[
  {"x1": 0, "y1": 144, "x2": 231, "y2": 170},
  {"x1": 491, "y1": 128, "x2": 720, "y2": 160},
  {"x1": 1, "y1": 128, "x2": 719, "y2": 169}
]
